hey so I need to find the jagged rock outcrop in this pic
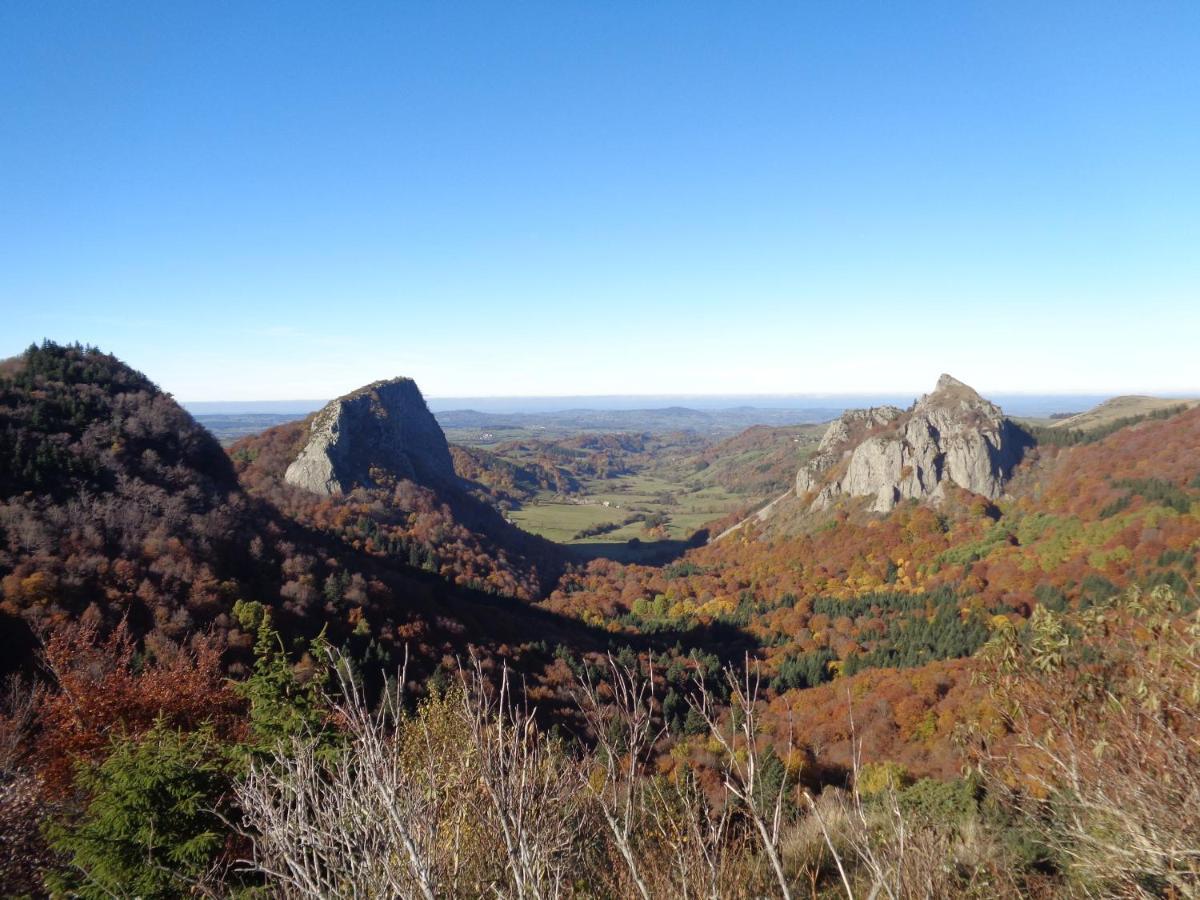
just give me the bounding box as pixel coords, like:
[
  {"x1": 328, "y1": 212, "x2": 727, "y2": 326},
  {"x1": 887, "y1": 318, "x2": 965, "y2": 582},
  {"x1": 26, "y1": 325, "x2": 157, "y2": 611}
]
[
  {"x1": 285, "y1": 377, "x2": 457, "y2": 496},
  {"x1": 795, "y1": 406, "x2": 903, "y2": 496},
  {"x1": 795, "y1": 374, "x2": 1028, "y2": 513}
]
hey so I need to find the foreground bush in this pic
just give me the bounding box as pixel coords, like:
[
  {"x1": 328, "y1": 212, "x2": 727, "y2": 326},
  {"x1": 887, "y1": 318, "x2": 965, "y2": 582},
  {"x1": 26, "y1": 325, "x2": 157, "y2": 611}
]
[
  {"x1": 973, "y1": 585, "x2": 1200, "y2": 896},
  {"x1": 6, "y1": 586, "x2": 1199, "y2": 896},
  {"x1": 237, "y1": 660, "x2": 591, "y2": 898},
  {"x1": 46, "y1": 721, "x2": 233, "y2": 898}
]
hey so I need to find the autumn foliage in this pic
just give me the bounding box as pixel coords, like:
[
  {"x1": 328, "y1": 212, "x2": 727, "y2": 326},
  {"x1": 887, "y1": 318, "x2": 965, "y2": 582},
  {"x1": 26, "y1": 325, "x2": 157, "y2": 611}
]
[{"x1": 2, "y1": 342, "x2": 1199, "y2": 895}]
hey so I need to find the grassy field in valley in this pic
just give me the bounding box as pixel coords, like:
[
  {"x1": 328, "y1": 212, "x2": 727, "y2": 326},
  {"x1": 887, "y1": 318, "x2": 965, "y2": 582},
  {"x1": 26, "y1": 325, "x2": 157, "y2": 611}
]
[{"x1": 498, "y1": 426, "x2": 826, "y2": 547}]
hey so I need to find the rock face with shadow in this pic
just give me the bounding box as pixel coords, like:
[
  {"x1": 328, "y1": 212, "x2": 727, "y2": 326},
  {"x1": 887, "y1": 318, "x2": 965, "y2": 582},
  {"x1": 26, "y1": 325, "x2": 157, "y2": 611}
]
[
  {"x1": 285, "y1": 377, "x2": 457, "y2": 495},
  {"x1": 795, "y1": 374, "x2": 1029, "y2": 513}
]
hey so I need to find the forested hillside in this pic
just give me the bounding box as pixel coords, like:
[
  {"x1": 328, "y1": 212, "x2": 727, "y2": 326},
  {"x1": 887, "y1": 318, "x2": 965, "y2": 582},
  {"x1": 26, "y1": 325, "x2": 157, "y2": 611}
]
[
  {"x1": 0, "y1": 342, "x2": 255, "y2": 660},
  {"x1": 230, "y1": 416, "x2": 563, "y2": 600},
  {"x1": 0, "y1": 344, "x2": 571, "y2": 668}
]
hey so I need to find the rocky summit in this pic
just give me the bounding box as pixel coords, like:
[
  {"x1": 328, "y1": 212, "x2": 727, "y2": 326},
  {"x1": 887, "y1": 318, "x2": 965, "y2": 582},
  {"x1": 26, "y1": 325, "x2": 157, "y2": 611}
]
[
  {"x1": 284, "y1": 377, "x2": 457, "y2": 495},
  {"x1": 795, "y1": 374, "x2": 1029, "y2": 513}
]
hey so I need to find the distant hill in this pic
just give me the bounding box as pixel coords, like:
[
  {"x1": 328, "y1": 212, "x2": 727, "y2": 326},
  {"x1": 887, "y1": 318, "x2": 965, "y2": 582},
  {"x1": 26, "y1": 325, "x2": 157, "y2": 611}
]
[
  {"x1": 1049, "y1": 395, "x2": 1198, "y2": 432},
  {"x1": 197, "y1": 406, "x2": 840, "y2": 447},
  {"x1": 435, "y1": 406, "x2": 841, "y2": 442},
  {"x1": 690, "y1": 423, "x2": 826, "y2": 497},
  {"x1": 450, "y1": 444, "x2": 580, "y2": 505},
  {"x1": 196, "y1": 397, "x2": 1165, "y2": 447},
  {"x1": 195, "y1": 412, "x2": 305, "y2": 445}
]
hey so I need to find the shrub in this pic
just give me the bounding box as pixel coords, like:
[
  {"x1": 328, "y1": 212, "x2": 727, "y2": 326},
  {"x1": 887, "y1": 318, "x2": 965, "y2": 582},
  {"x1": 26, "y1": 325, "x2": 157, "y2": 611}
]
[
  {"x1": 46, "y1": 721, "x2": 233, "y2": 898},
  {"x1": 856, "y1": 761, "x2": 910, "y2": 797}
]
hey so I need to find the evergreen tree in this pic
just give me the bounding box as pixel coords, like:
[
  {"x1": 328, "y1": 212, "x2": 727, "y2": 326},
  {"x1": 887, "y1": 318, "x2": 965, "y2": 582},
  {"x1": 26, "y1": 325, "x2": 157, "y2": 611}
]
[
  {"x1": 46, "y1": 721, "x2": 231, "y2": 899},
  {"x1": 232, "y1": 600, "x2": 332, "y2": 753}
]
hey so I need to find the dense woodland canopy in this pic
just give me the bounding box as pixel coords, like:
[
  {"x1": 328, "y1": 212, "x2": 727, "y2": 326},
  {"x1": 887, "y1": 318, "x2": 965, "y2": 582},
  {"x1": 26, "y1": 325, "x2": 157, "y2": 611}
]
[
  {"x1": 1, "y1": 341, "x2": 1198, "y2": 896},
  {"x1": 0, "y1": 343, "x2": 587, "y2": 680}
]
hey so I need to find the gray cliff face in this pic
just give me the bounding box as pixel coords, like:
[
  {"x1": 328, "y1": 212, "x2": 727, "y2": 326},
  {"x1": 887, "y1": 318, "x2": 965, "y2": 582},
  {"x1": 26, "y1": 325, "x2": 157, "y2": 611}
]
[
  {"x1": 795, "y1": 374, "x2": 1026, "y2": 513},
  {"x1": 795, "y1": 406, "x2": 903, "y2": 496},
  {"x1": 284, "y1": 377, "x2": 456, "y2": 496}
]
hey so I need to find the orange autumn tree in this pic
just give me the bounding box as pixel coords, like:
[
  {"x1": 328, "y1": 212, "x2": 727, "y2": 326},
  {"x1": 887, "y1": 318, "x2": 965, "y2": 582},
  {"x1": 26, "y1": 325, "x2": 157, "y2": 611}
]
[{"x1": 35, "y1": 618, "x2": 242, "y2": 796}]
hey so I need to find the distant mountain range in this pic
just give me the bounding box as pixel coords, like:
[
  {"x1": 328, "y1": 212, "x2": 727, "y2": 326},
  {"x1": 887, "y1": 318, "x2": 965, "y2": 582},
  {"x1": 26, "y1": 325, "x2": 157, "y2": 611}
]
[
  {"x1": 184, "y1": 392, "x2": 1162, "y2": 419},
  {"x1": 193, "y1": 406, "x2": 845, "y2": 445},
  {"x1": 192, "y1": 393, "x2": 1195, "y2": 445},
  {"x1": 433, "y1": 405, "x2": 844, "y2": 436}
]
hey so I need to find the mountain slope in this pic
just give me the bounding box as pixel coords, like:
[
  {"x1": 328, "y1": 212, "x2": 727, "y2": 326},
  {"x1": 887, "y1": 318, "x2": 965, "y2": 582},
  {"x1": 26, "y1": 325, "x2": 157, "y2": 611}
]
[
  {"x1": 1049, "y1": 394, "x2": 1198, "y2": 432},
  {"x1": 0, "y1": 342, "x2": 257, "y2": 657},
  {"x1": 691, "y1": 423, "x2": 826, "y2": 497},
  {"x1": 231, "y1": 386, "x2": 567, "y2": 600},
  {"x1": 0, "y1": 342, "x2": 584, "y2": 677}
]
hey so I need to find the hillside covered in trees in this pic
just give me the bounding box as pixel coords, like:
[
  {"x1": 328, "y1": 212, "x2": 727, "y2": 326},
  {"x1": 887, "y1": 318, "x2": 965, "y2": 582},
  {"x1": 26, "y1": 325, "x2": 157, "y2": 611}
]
[
  {"x1": 541, "y1": 403, "x2": 1200, "y2": 770},
  {"x1": 0, "y1": 344, "x2": 614, "y2": 724}
]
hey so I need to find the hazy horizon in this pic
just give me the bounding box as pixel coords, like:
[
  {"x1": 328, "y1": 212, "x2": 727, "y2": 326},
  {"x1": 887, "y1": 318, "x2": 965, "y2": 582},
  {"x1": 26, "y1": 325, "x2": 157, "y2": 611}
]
[{"x1": 182, "y1": 390, "x2": 1151, "y2": 420}]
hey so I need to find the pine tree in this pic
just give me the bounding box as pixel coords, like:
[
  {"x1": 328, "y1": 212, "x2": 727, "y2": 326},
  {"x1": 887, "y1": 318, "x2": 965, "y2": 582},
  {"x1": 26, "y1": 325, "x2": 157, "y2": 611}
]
[
  {"x1": 46, "y1": 720, "x2": 231, "y2": 898},
  {"x1": 232, "y1": 600, "x2": 332, "y2": 754}
]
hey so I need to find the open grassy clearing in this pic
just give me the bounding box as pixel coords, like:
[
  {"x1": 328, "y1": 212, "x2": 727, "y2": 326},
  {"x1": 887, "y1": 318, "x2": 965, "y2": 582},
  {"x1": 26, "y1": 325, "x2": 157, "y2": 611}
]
[
  {"x1": 506, "y1": 494, "x2": 628, "y2": 543},
  {"x1": 507, "y1": 473, "x2": 751, "y2": 544},
  {"x1": 442, "y1": 426, "x2": 557, "y2": 446}
]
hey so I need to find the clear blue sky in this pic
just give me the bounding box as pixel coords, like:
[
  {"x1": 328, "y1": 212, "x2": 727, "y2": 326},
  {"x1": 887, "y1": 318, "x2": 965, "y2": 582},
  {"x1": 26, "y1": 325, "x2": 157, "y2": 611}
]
[{"x1": 1, "y1": 2, "x2": 1197, "y2": 400}]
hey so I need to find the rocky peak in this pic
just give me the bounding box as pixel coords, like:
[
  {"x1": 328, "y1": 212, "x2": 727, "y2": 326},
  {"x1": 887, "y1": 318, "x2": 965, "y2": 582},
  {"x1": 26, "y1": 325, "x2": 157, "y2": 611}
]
[
  {"x1": 918, "y1": 373, "x2": 996, "y2": 413},
  {"x1": 795, "y1": 374, "x2": 1028, "y2": 513},
  {"x1": 284, "y1": 377, "x2": 456, "y2": 496},
  {"x1": 933, "y1": 372, "x2": 974, "y2": 394}
]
